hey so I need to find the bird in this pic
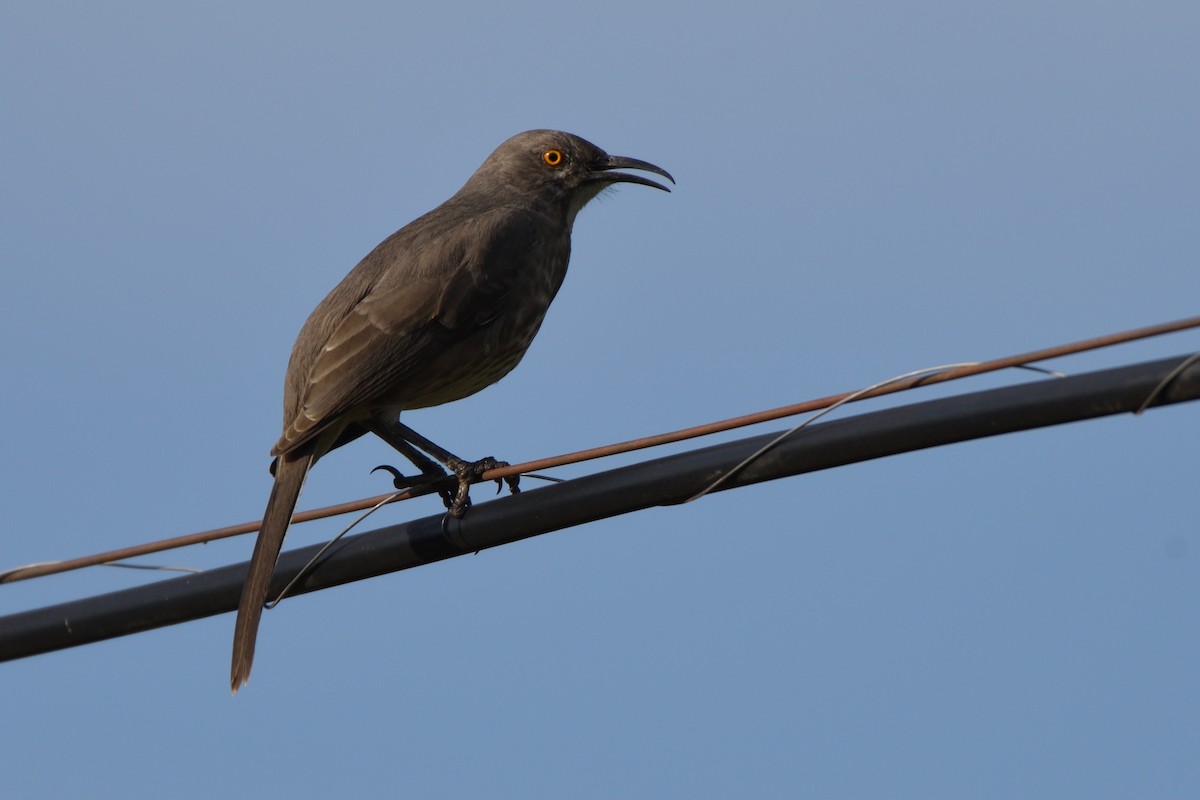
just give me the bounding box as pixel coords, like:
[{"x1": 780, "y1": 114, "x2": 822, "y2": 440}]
[{"x1": 230, "y1": 129, "x2": 672, "y2": 693}]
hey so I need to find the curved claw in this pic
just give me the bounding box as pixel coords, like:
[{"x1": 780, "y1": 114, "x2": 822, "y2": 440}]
[
  {"x1": 371, "y1": 463, "x2": 419, "y2": 490},
  {"x1": 372, "y1": 463, "x2": 450, "y2": 498},
  {"x1": 371, "y1": 464, "x2": 404, "y2": 480}
]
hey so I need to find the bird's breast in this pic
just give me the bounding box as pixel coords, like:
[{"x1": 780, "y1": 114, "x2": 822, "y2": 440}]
[{"x1": 397, "y1": 252, "x2": 566, "y2": 410}]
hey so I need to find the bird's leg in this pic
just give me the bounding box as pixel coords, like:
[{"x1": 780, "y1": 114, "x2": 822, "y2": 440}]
[
  {"x1": 382, "y1": 422, "x2": 521, "y2": 504},
  {"x1": 368, "y1": 423, "x2": 456, "y2": 508},
  {"x1": 368, "y1": 420, "x2": 520, "y2": 517},
  {"x1": 370, "y1": 433, "x2": 447, "y2": 488}
]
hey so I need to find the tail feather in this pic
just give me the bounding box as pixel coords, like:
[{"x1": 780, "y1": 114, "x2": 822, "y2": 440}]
[{"x1": 230, "y1": 453, "x2": 310, "y2": 694}]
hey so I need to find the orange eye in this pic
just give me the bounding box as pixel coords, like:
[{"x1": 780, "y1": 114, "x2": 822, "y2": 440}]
[{"x1": 542, "y1": 149, "x2": 564, "y2": 167}]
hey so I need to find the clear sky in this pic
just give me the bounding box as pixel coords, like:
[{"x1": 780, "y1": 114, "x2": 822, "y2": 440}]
[{"x1": 2, "y1": 2, "x2": 1198, "y2": 797}]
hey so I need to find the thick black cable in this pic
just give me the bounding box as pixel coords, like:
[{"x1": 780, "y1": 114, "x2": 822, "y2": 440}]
[{"x1": 1, "y1": 353, "x2": 1197, "y2": 663}]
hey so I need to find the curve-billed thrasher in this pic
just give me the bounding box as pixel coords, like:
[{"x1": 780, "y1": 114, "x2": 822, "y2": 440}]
[{"x1": 231, "y1": 130, "x2": 672, "y2": 693}]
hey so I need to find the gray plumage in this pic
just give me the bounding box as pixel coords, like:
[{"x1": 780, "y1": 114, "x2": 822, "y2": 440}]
[{"x1": 231, "y1": 130, "x2": 672, "y2": 693}]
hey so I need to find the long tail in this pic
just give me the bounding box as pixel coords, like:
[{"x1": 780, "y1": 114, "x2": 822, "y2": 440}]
[{"x1": 230, "y1": 453, "x2": 310, "y2": 694}]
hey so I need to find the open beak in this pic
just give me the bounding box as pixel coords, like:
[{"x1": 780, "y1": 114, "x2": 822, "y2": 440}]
[{"x1": 589, "y1": 154, "x2": 675, "y2": 192}]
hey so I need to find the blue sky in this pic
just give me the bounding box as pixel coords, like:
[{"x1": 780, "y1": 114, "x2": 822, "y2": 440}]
[{"x1": 2, "y1": 2, "x2": 1198, "y2": 797}]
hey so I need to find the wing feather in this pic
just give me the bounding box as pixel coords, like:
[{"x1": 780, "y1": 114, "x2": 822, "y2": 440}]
[{"x1": 274, "y1": 206, "x2": 547, "y2": 454}]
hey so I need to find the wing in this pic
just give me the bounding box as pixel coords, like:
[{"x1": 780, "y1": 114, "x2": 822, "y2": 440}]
[{"x1": 274, "y1": 205, "x2": 561, "y2": 455}]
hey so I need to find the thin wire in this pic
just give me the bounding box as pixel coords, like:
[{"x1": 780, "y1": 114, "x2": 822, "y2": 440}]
[
  {"x1": 99, "y1": 563, "x2": 204, "y2": 575},
  {"x1": 1133, "y1": 352, "x2": 1200, "y2": 415},
  {"x1": 685, "y1": 363, "x2": 983, "y2": 502},
  {"x1": 471, "y1": 316, "x2": 1198, "y2": 485},
  {"x1": 523, "y1": 473, "x2": 565, "y2": 483},
  {"x1": 265, "y1": 491, "x2": 403, "y2": 609},
  {"x1": 1013, "y1": 364, "x2": 1068, "y2": 379},
  {"x1": 682, "y1": 363, "x2": 1092, "y2": 504},
  {"x1": 265, "y1": 462, "x2": 570, "y2": 603},
  {"x1": 3, "y1": 314, "x2": 1198, "y2": 585}
]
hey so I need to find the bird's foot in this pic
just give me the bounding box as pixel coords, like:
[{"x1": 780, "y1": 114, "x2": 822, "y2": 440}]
[
  {"x1": 444, "y1": 457, "x2": 520, "y2": 518},
  {"x1": 373, "y1": 458, "x2": 519, "y2": 517}
]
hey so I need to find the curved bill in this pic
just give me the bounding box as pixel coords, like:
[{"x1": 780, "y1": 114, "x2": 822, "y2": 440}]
[{"x1": 590, "y1": 154, "x2": 675, "y2": 192}]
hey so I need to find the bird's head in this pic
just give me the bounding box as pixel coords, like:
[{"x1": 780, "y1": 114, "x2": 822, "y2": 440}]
[{"x1": 464, "y1": 130, "x2": 673, "y2": 224}]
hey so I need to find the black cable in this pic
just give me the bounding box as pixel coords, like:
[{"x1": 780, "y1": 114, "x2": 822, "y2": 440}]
[{"x1": 1, "y1": 353, "x2": 1197, "y2": 663}]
